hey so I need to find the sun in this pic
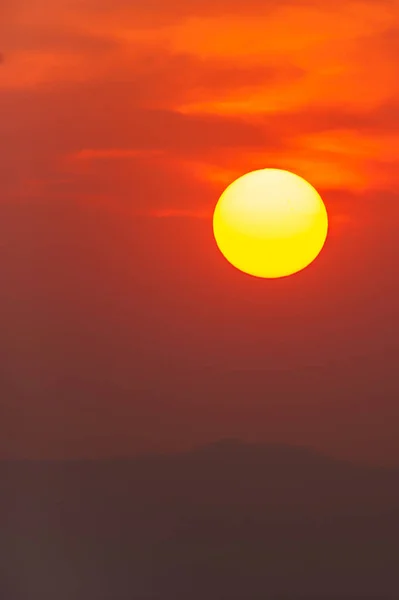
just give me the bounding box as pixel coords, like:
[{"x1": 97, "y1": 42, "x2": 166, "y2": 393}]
[{"x1": 213, "y1": 169, "x2": 328, "y2": 278}]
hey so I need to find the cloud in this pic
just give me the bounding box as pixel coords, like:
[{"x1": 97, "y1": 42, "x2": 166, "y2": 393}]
[
  {"x1": 1, "y1": 0, "x2": 399, "y2": 215},
  {"x1": 76, "y1": 0, "x2": 394, "y2": 26},
  {"x1": 262, "y1": 100, "x2": 399, "y2": 137},
  {"x1": 125, "y1": 52, "x2": 305, "y2": 109},
  {"x1": 0, "y1": 72, "x2": 289, "y2": 210},
  {"x1": 3, "y1": 71, "x2": 399, "y2": 216}
]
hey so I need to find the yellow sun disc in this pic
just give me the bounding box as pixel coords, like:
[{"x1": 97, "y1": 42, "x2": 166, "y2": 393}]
[{"x1": 213, "y1": 169, "x2": 328, "y2": 278}]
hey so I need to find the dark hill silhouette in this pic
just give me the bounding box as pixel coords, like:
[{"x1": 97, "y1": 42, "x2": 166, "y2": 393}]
[{"x1": 1, "y1": 441, "x2": 399, "y2": 599}]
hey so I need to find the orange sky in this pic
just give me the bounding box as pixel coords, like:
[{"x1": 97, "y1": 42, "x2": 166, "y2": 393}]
[
  {"x1": 1, "y1": 0, "x2": 399, "y2": 462},
  {"x1": 2, "y1": 0, "x2": 399, "y2": 205}
]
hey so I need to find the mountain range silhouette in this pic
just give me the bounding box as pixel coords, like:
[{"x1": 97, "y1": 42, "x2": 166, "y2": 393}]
[{"x1": 2, "y1": 440, "x2": 399, "y2": 599}]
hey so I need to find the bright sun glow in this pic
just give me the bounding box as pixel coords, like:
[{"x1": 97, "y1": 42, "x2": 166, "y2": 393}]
[{"x1": 213, "y1": 169, "x2": 328, "y2": 278}]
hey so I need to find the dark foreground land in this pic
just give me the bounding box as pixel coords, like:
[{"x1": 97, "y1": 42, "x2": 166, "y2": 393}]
[{"x1": 1, "y1": 440, "x2": 399, "y2": 599}]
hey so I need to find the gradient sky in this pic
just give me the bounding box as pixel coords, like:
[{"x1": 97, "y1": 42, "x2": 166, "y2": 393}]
[{"x1": 1, "y1": 0, "x2": 399, "y2": 463}]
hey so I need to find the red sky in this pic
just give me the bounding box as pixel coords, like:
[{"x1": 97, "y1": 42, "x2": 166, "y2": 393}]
[{"x1": 1, "y1": 0, "x2": 399, "y2": 463}]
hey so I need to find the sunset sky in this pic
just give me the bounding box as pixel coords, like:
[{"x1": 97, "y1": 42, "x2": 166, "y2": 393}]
[{"x1": 1, "y1": 0, "x2": 399, "y2": 463}]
